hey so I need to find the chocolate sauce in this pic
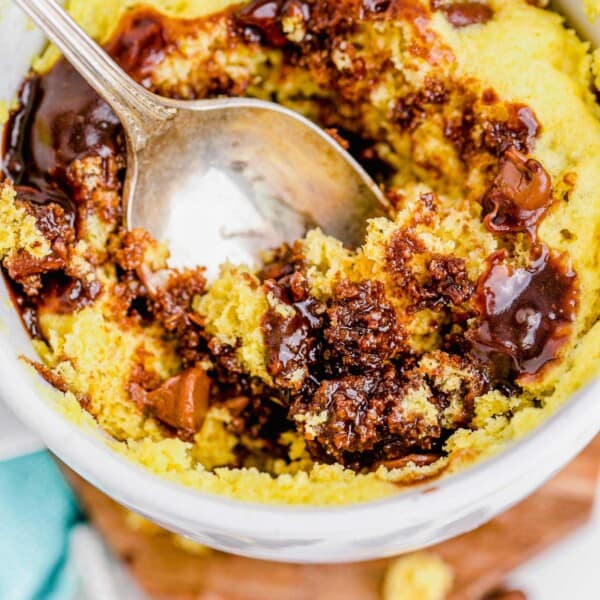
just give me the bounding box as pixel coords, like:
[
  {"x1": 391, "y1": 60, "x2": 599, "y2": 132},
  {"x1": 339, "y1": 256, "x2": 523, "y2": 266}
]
[
  {"x1": 3, "y1": 76, "x2": 39, "y2": 182},
  {"x1": 5, "y1": 64, "x2": 121, "y2": 188},
  {"x1": 7, "y1": 287, "x2": 41, "y2": 339},
  {"x1": 2, "y1": 10, "x2": 169, "y2": 202},
  {"x1": 471, "y1": 247, "x2": 578, "y2": 380},
  {"x1": 1, "y1": 11, "x2": 173, "y2": 336},
  {"x1": 481, "y1": 147, "x2": 553, "y2": 238},
  {"x1": 39, "y1": 276, "x2": 102, "y2": 315},
  {"x1": 105, "y1": 12, "x2": 170, "y2": 88},
  {"x1": 262, "y1": 277, "x2": 324, "y2": 390}
]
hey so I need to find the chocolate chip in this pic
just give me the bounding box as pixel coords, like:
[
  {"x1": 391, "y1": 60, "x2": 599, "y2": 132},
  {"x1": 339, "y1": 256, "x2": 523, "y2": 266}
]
[{"x1": 131, "y1": 367, "x2": 211, "y2": 434}]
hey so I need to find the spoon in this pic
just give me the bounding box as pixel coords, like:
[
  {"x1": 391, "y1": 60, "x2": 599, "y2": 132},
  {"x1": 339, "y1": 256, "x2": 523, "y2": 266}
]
[{"x1": 15, "y1": 0, "x2": 389, "y2": 279}]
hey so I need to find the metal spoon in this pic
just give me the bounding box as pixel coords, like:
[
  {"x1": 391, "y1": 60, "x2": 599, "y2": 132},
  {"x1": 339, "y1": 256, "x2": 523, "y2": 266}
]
[{"x1": 16, "y1": 0, "x2": 388, "y2": 278}]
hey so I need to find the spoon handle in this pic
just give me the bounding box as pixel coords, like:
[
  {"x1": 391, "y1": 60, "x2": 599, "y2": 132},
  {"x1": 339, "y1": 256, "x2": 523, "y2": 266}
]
[{"x1": 14, "y1": 0, "x2": 175, "y2": 151}]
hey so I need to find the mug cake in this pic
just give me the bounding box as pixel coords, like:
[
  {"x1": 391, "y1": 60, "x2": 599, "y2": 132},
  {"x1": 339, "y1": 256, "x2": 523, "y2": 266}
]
[{"x1": 1, "y1": 0, "x2": 599, "y2": 504}]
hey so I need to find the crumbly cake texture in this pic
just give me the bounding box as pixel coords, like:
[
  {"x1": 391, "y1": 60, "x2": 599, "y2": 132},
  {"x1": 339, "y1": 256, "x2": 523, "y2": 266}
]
[
  {"x1": 1, "y1": 0, "x2": 599, "y2": 504},
  {"x1": 382, "y1": 552, "x2": 453, "y2": 600}
]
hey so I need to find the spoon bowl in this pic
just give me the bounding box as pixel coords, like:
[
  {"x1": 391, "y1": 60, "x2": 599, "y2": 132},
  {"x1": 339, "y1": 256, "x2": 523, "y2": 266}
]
[
  {"x1": 128, "y1": 97, "x2": 389, "y2": 276},
  {"x1": 17, "y1": 0, "x2": 389, "y2": 278}
]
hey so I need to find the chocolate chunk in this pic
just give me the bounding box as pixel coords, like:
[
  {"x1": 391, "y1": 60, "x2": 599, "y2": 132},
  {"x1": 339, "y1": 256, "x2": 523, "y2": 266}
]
[
  {"x1": 470, "y1": 246, "x2": 578, "y2": 381},
  {"x1": 438, "y1": 2, "x2": 493, "y2": 28},
  {"x1": 131, "y1": 367, "x2": 211, "y2": 434},
  {"x1": 481, "y1": 147, "x2": 552, "y2": 238},
  {"x1": 324, "y1": 280, "x2": 403, "y2": 373}
]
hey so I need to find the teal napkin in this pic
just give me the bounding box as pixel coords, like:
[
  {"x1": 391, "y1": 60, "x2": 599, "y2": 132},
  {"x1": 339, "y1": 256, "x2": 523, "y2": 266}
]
[{"x1": 0, "y1": 451, "x2": 80, "y2": 600}]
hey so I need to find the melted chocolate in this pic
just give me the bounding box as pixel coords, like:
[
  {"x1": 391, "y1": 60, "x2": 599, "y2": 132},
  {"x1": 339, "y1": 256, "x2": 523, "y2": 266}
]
[
  {"x1": 262, "y1": 277, "x2": 324, "y2": 390},
  {"x1": 483, "y1": 104, "x2": 540, "y2": 156},
  {"x1": 15, "y1": 184, "x2": 76, "y2": 229},
  {"x1": 2, "y1": 10, "x2": 168, "y2": 199},
  {"x1": 471, "y1": 247, "x2": 578, "y2": 380},
  {"x1": 3, "y1": 76, "x2": 39, "y2": 182},
  {"x1": 1, "y1": 12, "x2": 173, "y2": 336},
  {"x1": 3, "y1": 77, "x2": 77, "y2": 222},
  {"x1": 236, "y1": 0, "x2": 293, "y2": 47},
  {"x1": 6, "y1": 287, "x2": 41, "y2": 339},
  {"x1": 105, "y1": 12, "x2": 170, "y2": 88},
  {"x1": 5, "y1": 62, "x2": 121, "y2": 186},
  {"x1": 481, "y1": 147, "x2": 553, "y2": 238},
  {"x1": 438, "y1": 2, "x2": 493, "y2": 28},
  {"x1": 39, "y1": 275, "x2": 102, "y2": 315}
]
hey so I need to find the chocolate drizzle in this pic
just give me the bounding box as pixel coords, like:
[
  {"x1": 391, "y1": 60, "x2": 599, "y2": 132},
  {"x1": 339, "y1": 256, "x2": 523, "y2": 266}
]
[{"x1": 461, "y1": 70, "x2": 580, "y2": 382}]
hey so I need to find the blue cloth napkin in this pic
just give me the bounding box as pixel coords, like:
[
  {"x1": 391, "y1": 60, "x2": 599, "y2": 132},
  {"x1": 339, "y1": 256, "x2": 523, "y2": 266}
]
[{"x1": 0, "y1": 451, "x2": 80, "y2": 600}]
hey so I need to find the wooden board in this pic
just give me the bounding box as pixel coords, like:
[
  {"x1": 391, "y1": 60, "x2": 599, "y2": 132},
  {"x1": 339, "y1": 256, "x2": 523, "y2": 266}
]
[{"x1": 63, "y1": 435, "x2": 599, "y2": 600}]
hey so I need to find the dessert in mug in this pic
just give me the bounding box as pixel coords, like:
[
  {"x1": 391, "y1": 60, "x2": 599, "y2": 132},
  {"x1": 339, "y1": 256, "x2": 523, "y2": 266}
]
[{"x1": 1, "y1": 0, "x2": 599, "y2": 504}]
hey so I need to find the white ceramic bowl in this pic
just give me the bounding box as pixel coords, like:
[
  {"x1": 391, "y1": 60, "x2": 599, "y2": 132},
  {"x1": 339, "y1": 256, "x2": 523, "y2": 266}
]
[{"x1": 0, "y1": 1, "x2": 599, "y2": 563}]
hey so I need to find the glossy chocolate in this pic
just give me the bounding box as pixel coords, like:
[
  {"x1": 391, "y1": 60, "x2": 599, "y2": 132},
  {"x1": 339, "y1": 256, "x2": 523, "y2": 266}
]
[
  {"x1": 471, "y1": 247, "x2": 578, "y2": 380},
  {"x1": 481, "y1": 147, "x2": 553, "y2": 237}
]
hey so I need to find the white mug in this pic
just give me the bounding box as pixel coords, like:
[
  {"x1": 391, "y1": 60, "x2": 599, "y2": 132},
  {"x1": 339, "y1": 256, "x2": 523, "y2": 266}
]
[{"x1": 0, "y1": 0, "x2": 598, "y2": 562}]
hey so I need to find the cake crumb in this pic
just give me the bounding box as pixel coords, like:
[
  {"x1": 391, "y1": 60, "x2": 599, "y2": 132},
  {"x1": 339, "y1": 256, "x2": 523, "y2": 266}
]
[{"x1": 382, "y1": 552, "x2": 453, "y2": 600}]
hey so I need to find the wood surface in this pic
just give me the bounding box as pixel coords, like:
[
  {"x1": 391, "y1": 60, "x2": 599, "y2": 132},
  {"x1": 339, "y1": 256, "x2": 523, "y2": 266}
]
[{"x1": 63, "y1": 435, "x2": 599, "y2": 600}]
